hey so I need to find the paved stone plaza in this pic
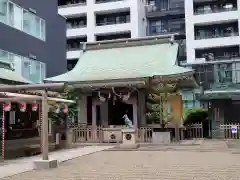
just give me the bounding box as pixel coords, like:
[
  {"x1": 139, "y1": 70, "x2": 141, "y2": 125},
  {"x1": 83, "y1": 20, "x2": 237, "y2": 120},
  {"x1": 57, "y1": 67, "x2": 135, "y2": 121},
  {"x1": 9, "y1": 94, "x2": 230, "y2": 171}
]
[{"x1": 3, "y1": 150, "x2": 240, "y2": 180}]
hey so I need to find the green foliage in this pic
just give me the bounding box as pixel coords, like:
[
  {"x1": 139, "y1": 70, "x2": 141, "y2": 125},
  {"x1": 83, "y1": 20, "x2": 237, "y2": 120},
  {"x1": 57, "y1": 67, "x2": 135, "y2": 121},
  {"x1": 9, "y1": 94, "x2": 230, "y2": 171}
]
[
  {"x1": 61, "y1": 85, "x2": 78, "y2": 120},
  {"x1": 49, "y1": 85, "x2": 78, "y2": 124},
  {"x1": 183, "y1": 107, "x2": 208, "y2": 125},
  {"x1": 146, "y1": 83, "x2": 176, "y2": 128}
]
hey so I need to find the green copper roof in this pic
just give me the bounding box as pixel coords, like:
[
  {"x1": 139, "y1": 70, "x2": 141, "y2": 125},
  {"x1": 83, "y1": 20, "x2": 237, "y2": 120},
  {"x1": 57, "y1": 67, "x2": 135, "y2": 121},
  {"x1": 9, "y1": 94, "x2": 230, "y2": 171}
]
[
  {"x1": 46, "y1": 42, "x2": 193, "y2": 82},
  {"x1": 0, "y1": 68, "x2": 31, "y2": 84}
]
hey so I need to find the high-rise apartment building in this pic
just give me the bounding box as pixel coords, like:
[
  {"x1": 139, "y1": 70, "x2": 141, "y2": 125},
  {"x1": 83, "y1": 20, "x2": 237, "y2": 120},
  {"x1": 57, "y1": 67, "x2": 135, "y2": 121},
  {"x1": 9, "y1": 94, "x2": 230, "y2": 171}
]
[
  {"x1": 58, "y1": 0, "x2": 146, "y2": 70},
  {"x1": 185, "y1": 0, "x2": 240, "y2": 137}
]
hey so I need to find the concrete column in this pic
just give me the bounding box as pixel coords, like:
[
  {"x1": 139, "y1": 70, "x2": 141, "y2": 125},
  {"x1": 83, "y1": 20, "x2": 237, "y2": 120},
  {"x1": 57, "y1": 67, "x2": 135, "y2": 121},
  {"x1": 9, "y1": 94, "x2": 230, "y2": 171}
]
[
  {"x1": 77, "y1": 95, "x2": 87, "y2": 124},
  {"x1": 86, "y1": 0, "x2": 95, "y2": 42},
  {"x1": 185, "y1": 0, "x2": 195, "y2": 64},
  {"x1": 65, "y1": 129, "x2": 73, "y2": 149},
  {"x1": 100, "y1": 102, "x2": 108, "y2": 127},
  {"x1": 238, "y1": 0, "x2": 240, "y2": 12},
  {"x1": 41, "y1": 89, "x2": 49, "y2": 160}
]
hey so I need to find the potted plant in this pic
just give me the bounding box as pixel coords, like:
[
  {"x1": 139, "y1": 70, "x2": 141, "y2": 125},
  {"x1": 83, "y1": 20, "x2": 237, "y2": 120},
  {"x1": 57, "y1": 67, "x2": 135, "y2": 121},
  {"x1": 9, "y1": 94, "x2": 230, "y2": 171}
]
[{"x1": 146, "y1": 83, "x2": 176, "y2": 144}]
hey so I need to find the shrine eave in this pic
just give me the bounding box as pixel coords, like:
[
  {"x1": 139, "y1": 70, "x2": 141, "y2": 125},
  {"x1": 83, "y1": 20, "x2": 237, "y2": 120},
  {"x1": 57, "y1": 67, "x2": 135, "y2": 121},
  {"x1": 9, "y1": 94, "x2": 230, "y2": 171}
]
[
  {"x1": 71, "y1": 78, "x2": 148, "y2": 89},
  {"x1": 45, "y1": 35, "x2": 196, "y2": 89}
]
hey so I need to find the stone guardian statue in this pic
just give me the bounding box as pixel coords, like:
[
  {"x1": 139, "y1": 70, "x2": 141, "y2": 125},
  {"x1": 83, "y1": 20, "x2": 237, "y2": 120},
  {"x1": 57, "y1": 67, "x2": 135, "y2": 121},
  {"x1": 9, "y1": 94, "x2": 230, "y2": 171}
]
[{"x1": 123, "y1": 113, "x2": 133, "y2": 128}]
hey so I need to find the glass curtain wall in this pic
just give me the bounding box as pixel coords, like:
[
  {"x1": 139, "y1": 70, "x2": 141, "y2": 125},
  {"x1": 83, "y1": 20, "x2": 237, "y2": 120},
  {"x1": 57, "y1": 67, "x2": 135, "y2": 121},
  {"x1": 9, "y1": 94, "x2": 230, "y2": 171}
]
[
  {"x1": 0, "y1": 0, "x2": 45, "y2": 40},
  {"x1": 0, "y1": 49, "x2": 46, "y2": 83}
]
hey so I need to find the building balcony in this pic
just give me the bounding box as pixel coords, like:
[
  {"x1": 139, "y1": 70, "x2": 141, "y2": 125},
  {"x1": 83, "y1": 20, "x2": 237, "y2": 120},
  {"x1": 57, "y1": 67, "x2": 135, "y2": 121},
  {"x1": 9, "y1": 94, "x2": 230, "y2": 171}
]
[
  {"x1": 192, "y1": 36, "x2": 240, "y2": 49},
  {"x1": 95, "y1": 22, "x2": 131, "y2": 34},
  {"x1": 147, "y1": 25, "x2": 185, "y2": 36},
  {"x1": 146, "y1": 6, "x2": 184, "y2": 18},
  {"x1": 195, "y1": 31, "x2": 239, "y2": 40},
  {"x1": 67, "y1": 37, "x2": 87, "y2": 58},
  {"x1": 96, "y1": 19, "x2": 130, "y2": 26},
  {"x1": 195, "y1": 67, "x2": 240, "y2": 90},
  {"x1": 191, "y1": 10, "x2": 238, "y2": 25},
  {"x1": 66, "y1": 28, "x2": 88, "y2": 38},
  {"x1": 67, "y1": 50, "x2": 81, "y2": 59},
  {"x1": 58, "y1": 3, "x2": 87, "y2": 17},
  {"x1": 95, "y1": 0, "x2": 122, "y2": 4},
  {"x1": 58, "y1": 0, "x2": 86, "y2": 7},
  {"x1": 96, "y1": 12, "x2": 130, "y2": 26},
  {"x1": 92, "y1": 1, "x2": 131, "y2": 13},
  {"x1": 194, "y1": 4, "x2": 237, "y2": 15},
  {"x1": 193, "y1": 45, "x2": 240, "y2": 64},
  {"x1": 66, "y1": 26, "x2": 87, "y2": 38}
]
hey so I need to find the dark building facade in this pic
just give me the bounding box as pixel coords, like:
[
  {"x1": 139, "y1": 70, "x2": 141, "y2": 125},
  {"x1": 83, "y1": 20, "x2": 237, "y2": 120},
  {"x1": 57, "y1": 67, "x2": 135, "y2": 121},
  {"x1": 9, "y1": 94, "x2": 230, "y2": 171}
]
[{"x1": 0, "y1": 0, "x2": 66, "y2": 83}]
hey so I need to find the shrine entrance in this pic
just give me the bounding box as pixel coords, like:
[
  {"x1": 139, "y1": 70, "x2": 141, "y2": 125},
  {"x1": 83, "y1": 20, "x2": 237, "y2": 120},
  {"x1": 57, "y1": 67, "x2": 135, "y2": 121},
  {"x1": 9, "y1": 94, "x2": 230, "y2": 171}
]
[{"x1": 108, "y1": 99, "x2": 133, "y2": 126}]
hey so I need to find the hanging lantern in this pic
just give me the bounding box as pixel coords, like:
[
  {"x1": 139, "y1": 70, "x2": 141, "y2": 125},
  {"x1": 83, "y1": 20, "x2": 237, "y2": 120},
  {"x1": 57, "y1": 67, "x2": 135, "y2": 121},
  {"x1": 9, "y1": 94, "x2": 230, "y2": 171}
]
[
  {"x1": 62, "y1": 103, "x2": 68, "y2": 113},
  {"x1": 54, "y1": 104, "x2": 60, "y2": 114},
  {"x1": 32, "y1": 102, "x2": 38, "y2": 112},
  {"x1": 3, "y1": 102, "x2": 11, "y2": 111},
  {"x1": 19, "y1": 102, "x2": 26, "y2": 112}
]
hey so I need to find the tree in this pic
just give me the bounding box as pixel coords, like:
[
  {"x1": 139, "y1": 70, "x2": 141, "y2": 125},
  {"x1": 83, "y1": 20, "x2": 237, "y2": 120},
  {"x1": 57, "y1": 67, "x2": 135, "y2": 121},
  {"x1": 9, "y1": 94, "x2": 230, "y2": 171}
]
[
  {"x1": 183, "y1": 107, "x2": 208, "y2": 125},
  {"x1": 48, "y1": 85, "x2": 78, "y2": 125},
  {"x1": 146, "y1": 83, "x2": 177, "y2": 128},
  {"x1": 61, "y1": 85, "x2": 78, "y2": 121}
]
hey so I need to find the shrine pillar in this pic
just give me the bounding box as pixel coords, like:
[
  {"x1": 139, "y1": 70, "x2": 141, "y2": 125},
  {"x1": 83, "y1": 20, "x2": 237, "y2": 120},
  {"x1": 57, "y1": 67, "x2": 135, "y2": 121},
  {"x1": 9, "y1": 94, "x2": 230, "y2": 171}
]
[
  {"x1": 77, "y1": 95, "x2": 87, "y2": 124},
  {"x1": 100, "y1": 102, "x2": 108, "y2": 127},
  {"x1": 138, "y1": 90, "x2": 146, "y2": 127}
]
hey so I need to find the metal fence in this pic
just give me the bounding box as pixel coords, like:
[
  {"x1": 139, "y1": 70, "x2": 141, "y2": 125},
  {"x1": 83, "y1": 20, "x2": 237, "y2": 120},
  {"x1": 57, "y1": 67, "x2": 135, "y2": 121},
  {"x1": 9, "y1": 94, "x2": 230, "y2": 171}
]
[{"x1": 220, "y1": 123, "x2": 240, "y2": 139}]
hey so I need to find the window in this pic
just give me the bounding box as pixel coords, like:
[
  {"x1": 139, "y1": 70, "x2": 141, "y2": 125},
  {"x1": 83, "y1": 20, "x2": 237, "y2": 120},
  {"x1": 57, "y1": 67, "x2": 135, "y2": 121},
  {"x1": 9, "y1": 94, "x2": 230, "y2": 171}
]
[
  {"x1": 159, "y1": 0, "x2": 169, "y2": 10},
  {"x1": 0, "y1": 0, "x2": 7, "y2": 23},
  {"x1": 0, "y1": 49, "x2": 46, "y2": 83},
  {"x1": 22, "y1": 58, "x2": 31, "y2": 80},
  {"x1": 0, "y1": 49, "x2": 9, "y2": 60},
  {"x1": 8, "y1": 2, "x2": 22, "y2": 30},
  {"x1": 40, "y1": 62, "x2": 46, "y2": 82},
  {"x1": 35, "y1": 16, "x2": 41, "y2": 38},
  {"x1": 21, "y1": 58, "x2": 46, "y2": 83},
  {"x1": 23, "y1": 10, "x2": 33, "y2": 35},
  {"x1": 29, "y1": 60, "x2": 41, "y2": 83},
  {"x1": 40, "y1": 19, "x2": 45, "y2": 40},
  {"x1": 0, "y1": 0, "x2": 46, "y2": 41},
  {"x1": 8, "y1": 2, "x2": 13, "y2": 26}
]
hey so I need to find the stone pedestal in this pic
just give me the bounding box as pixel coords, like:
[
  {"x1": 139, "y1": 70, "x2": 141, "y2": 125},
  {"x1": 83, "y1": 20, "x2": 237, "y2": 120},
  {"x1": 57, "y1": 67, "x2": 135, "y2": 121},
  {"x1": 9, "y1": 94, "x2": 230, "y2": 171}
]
[
  {"x1": 152, "y1": 131, "x2": 171, "y2": 144},
  {"x1": 65, "y1": 129, "x2": 73, "y2": 149},
  {"x1": 119, "y1": 128, "x2": 139, "y2": 149},
  {"x1": 34, "y1": 159, "x2": 58, "y2": 170},
  {"x1": 103, "y1": 127, "x2": 122, "y2": 143}
]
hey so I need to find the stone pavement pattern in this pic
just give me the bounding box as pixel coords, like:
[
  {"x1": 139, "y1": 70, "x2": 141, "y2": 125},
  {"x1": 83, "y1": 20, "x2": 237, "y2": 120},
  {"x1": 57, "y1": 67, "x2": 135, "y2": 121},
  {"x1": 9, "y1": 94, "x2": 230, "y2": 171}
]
[
  {"x1": 0, "y1": 145, "x2": 114, "y2": 178},
  {"x1": 3, "y1": 150, "x2": 240, "y2": 180}
]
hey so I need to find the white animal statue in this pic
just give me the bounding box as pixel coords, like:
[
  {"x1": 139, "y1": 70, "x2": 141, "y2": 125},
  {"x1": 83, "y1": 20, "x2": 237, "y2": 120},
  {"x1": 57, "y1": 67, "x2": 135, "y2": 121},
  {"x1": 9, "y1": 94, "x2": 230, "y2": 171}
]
[{"x1": 122, "y1": 114, "x2": 133, "y2": 128}]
